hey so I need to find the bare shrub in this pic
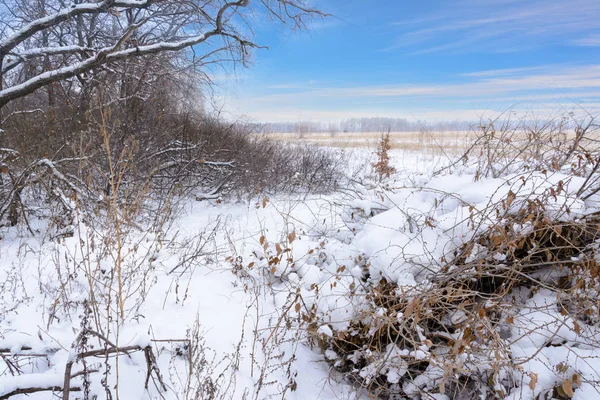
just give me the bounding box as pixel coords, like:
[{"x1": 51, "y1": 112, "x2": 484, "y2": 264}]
[
  {"x1": 437, "y1": 111, "x2": 599, "y2": 180},
  {"x1": 371, "y1": 130, "x2": 396, "y2": 180},
  {"x1": 0, "y1": 102, "x2": 345, "y2": 230},
  {"x1": 310, "y1": 190, "x2": 600, "y2": 398},
  {"x1": 305, "y1": 112, "x2": 600, "y2": 399}
]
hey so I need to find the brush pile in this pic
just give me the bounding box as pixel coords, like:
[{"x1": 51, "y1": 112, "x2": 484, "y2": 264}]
[{"x1": 306, "y1": 116, "x2": 600, "y2": 399}]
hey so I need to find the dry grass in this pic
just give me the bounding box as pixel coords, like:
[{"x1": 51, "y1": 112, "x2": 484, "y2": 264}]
[
  {"x1": 265, "y1": 128, "x2": 598, "y2": 158},
  {"x1": 265, "y1": 130, "x2": 474, "y2": 150},
  {"x1": 264, "y1": 130, "x2": 489, "y2": 159}
]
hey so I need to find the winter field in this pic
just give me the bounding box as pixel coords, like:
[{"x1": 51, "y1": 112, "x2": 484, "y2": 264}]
[
  {"x1": 265, "y1": 128, "x2": 593, "y2": 156},
  {"x1": 1, "y1": 0, "x2": 598, "y2": 399},
  {"x1": 265, "y1": 131, "x2": 475, "y2": 154},
  {"x1": 2, "y1": 122, "x2": 600, "y2": 400}
]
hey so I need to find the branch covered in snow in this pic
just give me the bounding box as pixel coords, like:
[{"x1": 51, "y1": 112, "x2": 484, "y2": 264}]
[
  {"x1": 0, "y1": 379, "x2": 81, "y2": 400},
  {"x1": 0, "y1": 0, "x2": 324, "y2": 109}
]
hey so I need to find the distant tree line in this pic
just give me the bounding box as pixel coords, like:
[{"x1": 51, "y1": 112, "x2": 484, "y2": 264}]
[{"x1": 258, "y1": 117, "x2": 474, "y2": 134}]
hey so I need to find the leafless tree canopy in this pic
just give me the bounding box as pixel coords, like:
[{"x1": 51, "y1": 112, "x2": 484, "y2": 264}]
[{"x1": 0, "y1": 0, "x2": 323, "y2": 110}]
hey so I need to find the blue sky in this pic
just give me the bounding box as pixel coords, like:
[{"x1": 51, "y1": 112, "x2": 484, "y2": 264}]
[{"x1": 216, "y1": 0, "x2": 600, "y2": 123}]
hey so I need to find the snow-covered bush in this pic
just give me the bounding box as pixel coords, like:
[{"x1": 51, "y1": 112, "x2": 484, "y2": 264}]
[{"x1": 299, "y1": 114, "x2": 600, "y2": 399}]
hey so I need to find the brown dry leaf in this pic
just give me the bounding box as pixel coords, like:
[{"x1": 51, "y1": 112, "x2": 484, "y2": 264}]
[
  {"x1": 492, "y1": 235, "x2": 503, "y2": 246},
  {"x1": 295, "y1": 303, "x2": 301, "y2": 312},
  {"x1": 259, "y1": 235, "x2": 265, "y2": 245},
  {"x1": 247, "y1": 262, "x2": 255, "y2": 268},
  {"x1": 528, "y1": 372, "x2": 538, "y2": 390},
  {"x1": 559, "y1": 306, "x2": 569, "y2": 316},
  {"x1": 270, "y1": 266, "x2": 277, "y2": 274},
  {"x1": 288, "y1": 231, "x2": 296, "y2": 244},
  {"x1": 262, "y1": 197, "x2": 269, "y2": 208},
  {"x1": 507, "y1": 190, "x2": 516, "y2": 209},
  {"x1": 573, "y1": 373, "x2": 581, "y2": 387},
  {"x1": 275, "y1": 243, "x2": 282, "y2": 255},
  {"x1": 404, "y1": 299, "x2": 418, "y2": 317},
  {"x1": 562, "y1": 379, "x2": 574, "y2": 397},
  {"x1": 463, "y1": 242, "x2": 474, "y2": 258},
  {"x1": 462, "y1": 327, "x2": 474, "y2": 344},
  {"x1": 556, "y1": 362, "x2": 569, "y2": 373}
]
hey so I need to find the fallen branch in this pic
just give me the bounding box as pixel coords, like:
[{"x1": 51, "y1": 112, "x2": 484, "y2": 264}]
[
  {"x1": 0, "y1": 386, "x2": 81, "y2": 400},
  {"x1": 0, "y1": 342, "x2": 169, "y2": 399}
]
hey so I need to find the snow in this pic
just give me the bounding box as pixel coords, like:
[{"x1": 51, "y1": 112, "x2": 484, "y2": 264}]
[
  {"x1": 1, "y1": 147, "x2": 600, "y2": 399},
  {"x1": 317, "y1": 325, "x2": 334, "y2": 338},
  {"x1": 0, "y1": 373, "x2": 63, "y2": 394}
]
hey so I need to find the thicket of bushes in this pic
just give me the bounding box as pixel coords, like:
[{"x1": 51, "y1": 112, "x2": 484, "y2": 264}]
[{"x1": 0, "y1": 75, "x2": 344, "y2": 230}]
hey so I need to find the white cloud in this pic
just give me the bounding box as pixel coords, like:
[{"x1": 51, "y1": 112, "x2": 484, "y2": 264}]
[
  {"x1": 232, "y1": 108, "x2": 495, "y2": 123},
  {"x1": 573, "y1": 34, "x2": 600, "y2": 47},
  {"x1": 230, "y1": 105, "x2": 600, "y2": 124},
  {"x1": 383, "y1": 0, "x2": 600, "y2": 53},
  {"x1": 221, "y1": 64, "x2": 600, "y2": 122},
  {"x1": 461, "y1": 66, "x2": 552, "y2": 78},
  {"x1": 249, "y1": 65, "x2": 600, "y2": 101}
]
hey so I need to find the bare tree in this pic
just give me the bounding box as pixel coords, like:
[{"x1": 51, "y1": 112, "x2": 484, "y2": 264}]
[
  {"x1": 294, "y1": 120, "x2": 310, "y2": 139},
  {"x1": 0, "y1": 0, "x2": 324, "y2": 112},
  {"x1": 327, "y1": 121, "x2": 338, "y2": 137},
  {"x1": 0, "y1": 0, "x2": 326, "y2": 228}
]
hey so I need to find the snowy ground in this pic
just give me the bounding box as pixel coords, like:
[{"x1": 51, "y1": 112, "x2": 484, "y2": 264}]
[{"x1": 1, "y1": 146, "x2": 600, "y2": 399}]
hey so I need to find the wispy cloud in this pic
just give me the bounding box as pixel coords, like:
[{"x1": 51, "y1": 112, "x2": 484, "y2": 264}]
[
  {"x1": 461, "y1": 66, "x2": 552, "y2": 78},
  {"x1": 267, "y1": 81, "x2": 319, "y2": 89},
  {"x1": 573, "y1": 33, "x2": 600, "y2": 47},
  {"x1": 217, "y1": 1, "x2": 600, "y2": 123},
  {"x1": 234, "y1": 108, "x2": 501, "y2": 123},
  {"x1": 383, "y1": 0, "x2": 600, "y2": 54},
  {"x1": 226, "y1": 64, "x2": 600, "y2": 122},
  {"x1": 229, "y1": 105, "x2": 600, "y2": 124},
  {"x1": 253, "y1": 65, "x2": 600, "y2": 101}
]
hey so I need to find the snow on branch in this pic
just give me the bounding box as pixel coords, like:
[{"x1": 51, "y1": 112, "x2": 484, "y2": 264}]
[
  {"x1": 0, "y1": 0, "x2": 323, "y2": 110},
  {"x1": 0, "y1": 341, "x2": 168, "y2": 400},
  {"x1": 0, "y1": 0, "x2": 155, "y2": 55},
  {"x1": 0, "y1": 374, "x2": 81, "y2": 400},
  {"x1": 2, "y1": 46, "x2": 93, "y2": 74}
]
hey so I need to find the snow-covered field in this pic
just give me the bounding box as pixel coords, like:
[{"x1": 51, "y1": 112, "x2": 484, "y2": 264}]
[{"x1": 1, "y1": 144, "x2": 600, "y2": 399}]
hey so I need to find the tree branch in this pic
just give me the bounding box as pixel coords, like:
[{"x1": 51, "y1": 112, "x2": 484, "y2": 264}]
[{"x1": 0, "y1": 0, "x2": 157, "y2": 55}]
